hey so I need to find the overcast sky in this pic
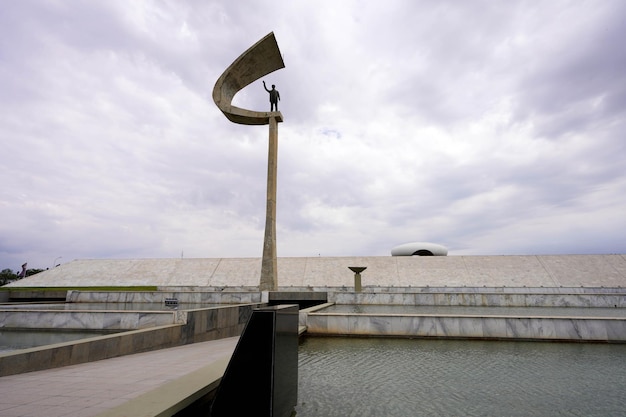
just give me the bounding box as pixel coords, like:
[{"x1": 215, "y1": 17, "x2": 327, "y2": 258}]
[{"x1": 1, "y1": 1, "x2": 625, "y2": 270}]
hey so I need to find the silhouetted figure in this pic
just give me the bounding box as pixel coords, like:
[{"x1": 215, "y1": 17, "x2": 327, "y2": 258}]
[{"x1": 263, "y1": 81, "x2": 280, "y2": 111}]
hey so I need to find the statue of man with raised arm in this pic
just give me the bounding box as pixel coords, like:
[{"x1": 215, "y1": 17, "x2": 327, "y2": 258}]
[{"x1": 263, "y1": 80, "x2": 280, "y2": 112}]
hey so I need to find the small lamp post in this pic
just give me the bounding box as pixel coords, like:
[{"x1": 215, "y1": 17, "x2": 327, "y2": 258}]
[{"x1": 348, "y1": 267, "x2": 367, "y2": 292}]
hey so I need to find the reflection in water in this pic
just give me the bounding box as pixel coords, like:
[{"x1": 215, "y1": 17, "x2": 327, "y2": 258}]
[{"x1": 296, "y1": 337, "x2": 626, "y2": 417}]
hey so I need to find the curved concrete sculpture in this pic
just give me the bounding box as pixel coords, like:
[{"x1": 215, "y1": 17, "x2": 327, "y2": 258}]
[
  {"x1": 212, "y1": 32, "x2": 285, "y2": 125},
  {"x1": 391, "y1": 242, "x2": 448, "y2": 256}
]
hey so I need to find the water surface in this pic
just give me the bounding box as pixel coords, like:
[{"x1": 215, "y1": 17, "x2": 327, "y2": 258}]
[{"x1": 296, "y1": 337, "x2": 626, "y2": 416}]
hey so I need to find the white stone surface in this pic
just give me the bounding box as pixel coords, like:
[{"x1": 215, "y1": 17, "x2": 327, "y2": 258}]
[
  {"x1": 330, "y1": 292, "x2": 625, "y2": 307},
  {"x1": 0, "y1": 310, "x2": 177, "y2": 330},
  {"x1": 66, "y1": 290, "x2": 262, "y2": 304},
  {"x1": 0, "y1": 337, "x2": 239, "y2": 417},
  {"x1": 391, "y1": 242, "x2": 448, "y2": 256},
  {"x1": 305, "y1": 313, "x2": 626, "y2": 342},
  {"x1": 7, "y1": 254, "x2": 626, "y2": 289}
]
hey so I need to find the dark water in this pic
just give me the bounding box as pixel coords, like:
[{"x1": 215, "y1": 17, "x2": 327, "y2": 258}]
[{"x1": 295, "y1": 337, "x2": 626, "y2": 417}]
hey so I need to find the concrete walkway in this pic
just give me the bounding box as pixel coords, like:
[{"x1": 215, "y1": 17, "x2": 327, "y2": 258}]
[{"x1": 0, "y1": 337, "x2": 238, "y2": 417}]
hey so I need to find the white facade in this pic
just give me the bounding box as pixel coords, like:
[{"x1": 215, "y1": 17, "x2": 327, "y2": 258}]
[{"x1": 391, "y1": 242, "x2": 449, "y2": 256}]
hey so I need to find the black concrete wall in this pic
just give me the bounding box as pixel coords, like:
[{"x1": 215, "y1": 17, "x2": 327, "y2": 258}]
[{"x1": 209, "y1": 304, "x2": 298, "y2": 417}]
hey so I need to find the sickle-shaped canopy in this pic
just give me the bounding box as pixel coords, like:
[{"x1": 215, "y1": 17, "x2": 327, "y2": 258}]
[{"x1": 212, "y1": 32, "x2": 285, "y2": 125}]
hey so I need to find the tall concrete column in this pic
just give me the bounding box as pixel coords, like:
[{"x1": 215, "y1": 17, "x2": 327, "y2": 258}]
[
  {"x1": 212, "y1": 32, "x2": 285, "y2": 292},
  {"x1": 260, "y1": 116, "x2": 279, "y2": 291}
]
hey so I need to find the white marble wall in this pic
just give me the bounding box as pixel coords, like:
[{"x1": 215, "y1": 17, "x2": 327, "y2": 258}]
[
  {"x1": 67, "y1": 290, "x2": 262, "y2": 304},
  {"x1": 0, "y1": 302, "x2": 260, "y2": 331},
  {"x1": 0, "y1": 310, "x2": 178, "y2": 330},
  {"x1": 305, "y1": 313, "x2": 626, "y2": 342},
  {"x1": 331, "y1": 292, "x2": 625, "y2": 307}
]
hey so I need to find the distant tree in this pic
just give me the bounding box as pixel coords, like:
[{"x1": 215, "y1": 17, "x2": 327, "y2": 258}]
[
  {"x1": 0, "y1": 268, "x2": 18, "y2": 286},
  {"x1": 0, "y1": 267, "x2": 44, "y2": 286}
]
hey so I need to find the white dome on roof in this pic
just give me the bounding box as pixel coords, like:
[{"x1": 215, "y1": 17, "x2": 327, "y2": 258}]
[{"x1": 391, "y1": 242, "x2": 448, "y2": 256}]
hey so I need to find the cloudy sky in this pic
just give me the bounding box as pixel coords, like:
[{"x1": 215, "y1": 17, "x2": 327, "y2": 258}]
[{"x1": 1, "y1": 1, "x2": 625, "y2": 270}]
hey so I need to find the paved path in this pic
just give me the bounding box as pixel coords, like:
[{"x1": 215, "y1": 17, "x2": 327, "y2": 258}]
[{"x1": 0, "y1": 337, "x2": 238, "y2": 417}]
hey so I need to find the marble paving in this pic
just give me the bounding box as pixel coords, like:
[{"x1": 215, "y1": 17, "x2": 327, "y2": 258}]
[{"x1": 0, "y1": 337, "x2": 238, "y2": 417}]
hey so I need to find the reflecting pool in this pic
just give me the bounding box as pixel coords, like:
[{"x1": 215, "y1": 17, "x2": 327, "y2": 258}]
[{"x1": 296, "y1": 337, "x2": 626, "y2": 417}]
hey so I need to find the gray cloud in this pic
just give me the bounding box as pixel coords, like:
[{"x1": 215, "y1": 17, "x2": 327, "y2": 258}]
[{"x1": 1, "y1": 1, "x2": 625, "y2": 270}]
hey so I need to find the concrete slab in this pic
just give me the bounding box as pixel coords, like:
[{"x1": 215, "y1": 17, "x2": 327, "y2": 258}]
[
  {"x1": 0, "y1": 337, "x2": 238, "y2": 417},
  {"x1": 5, "y1": 255, "x2": 626, "y2": 289}
]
